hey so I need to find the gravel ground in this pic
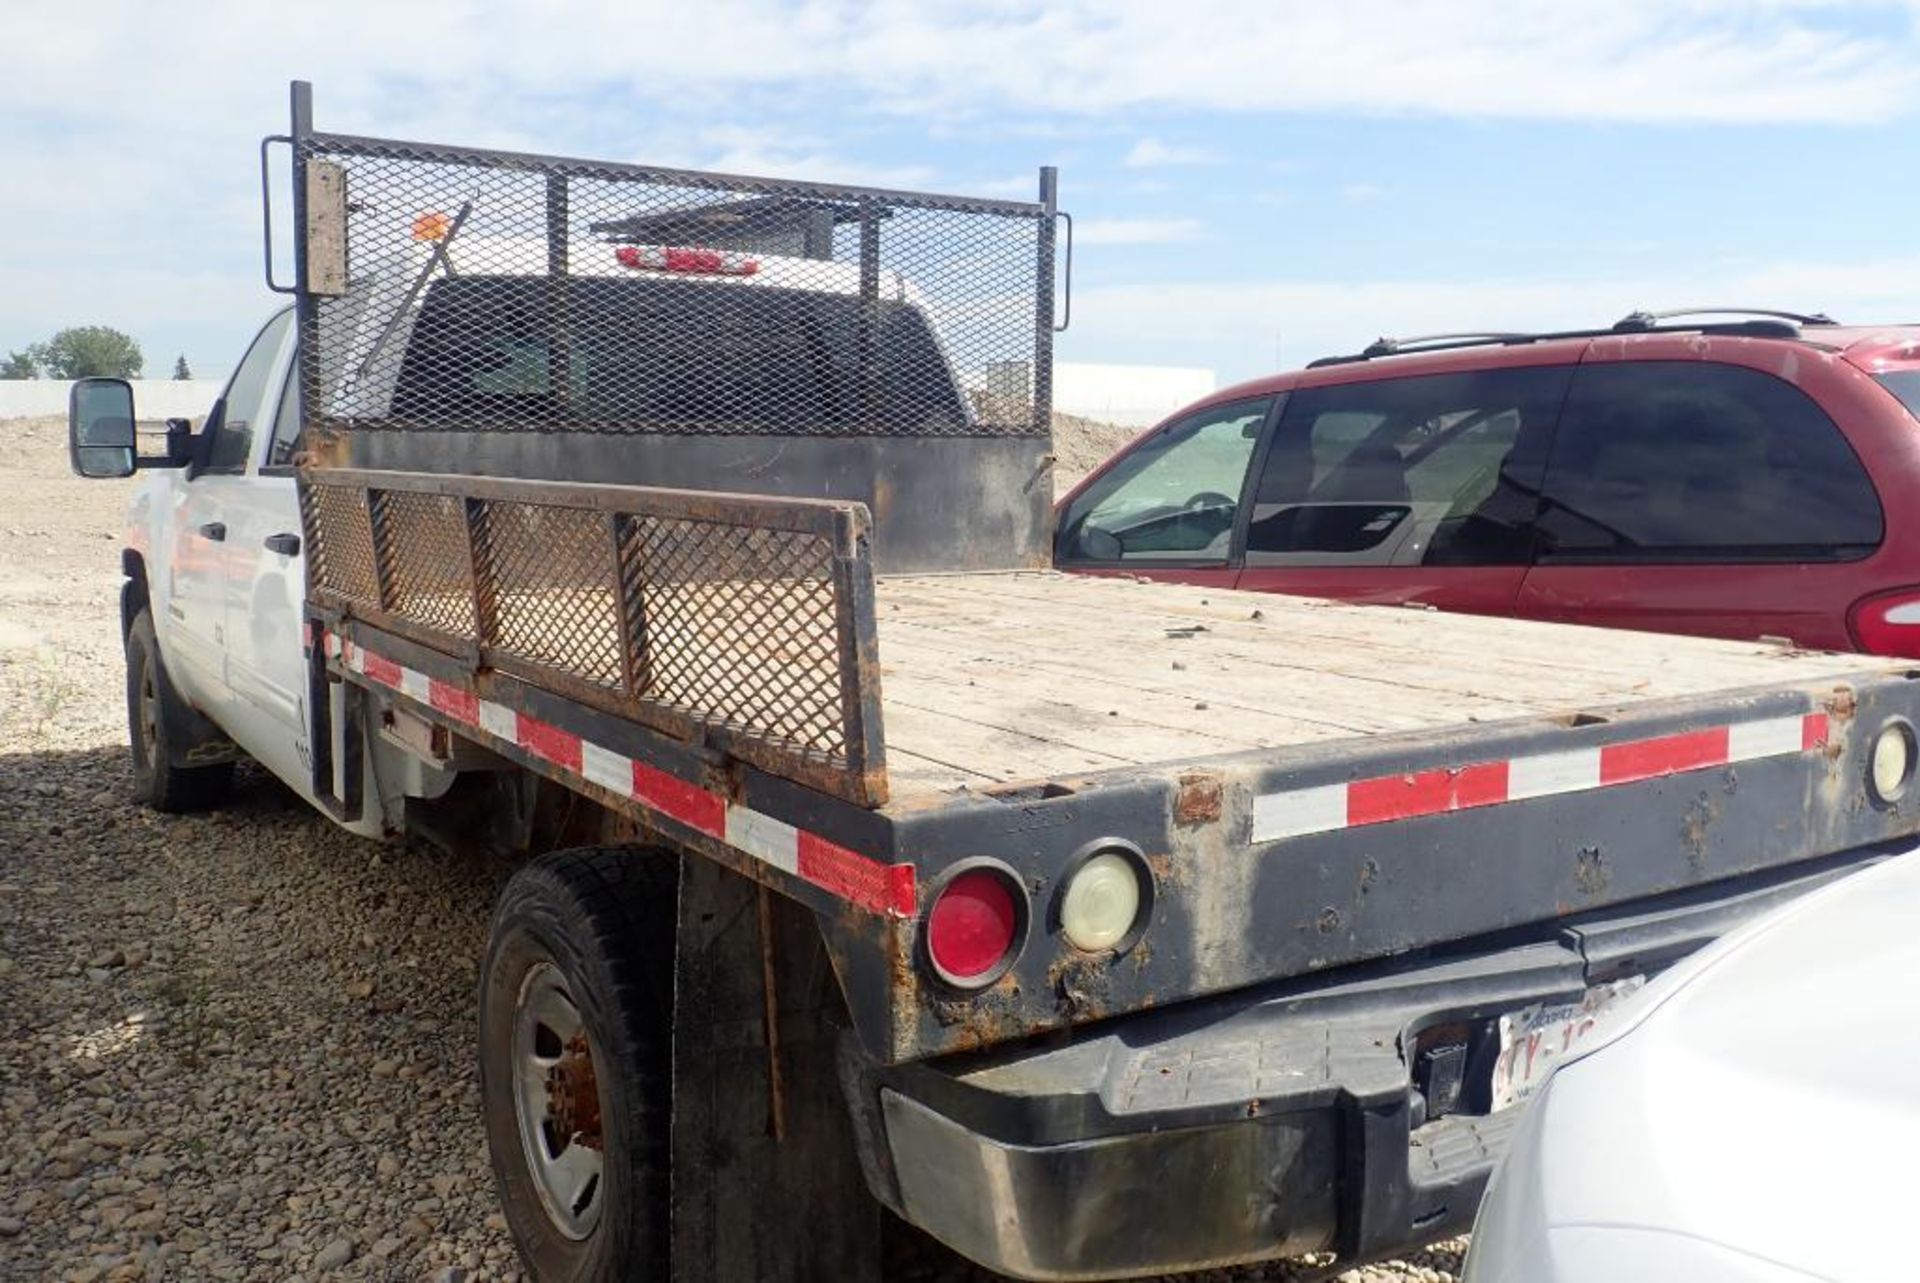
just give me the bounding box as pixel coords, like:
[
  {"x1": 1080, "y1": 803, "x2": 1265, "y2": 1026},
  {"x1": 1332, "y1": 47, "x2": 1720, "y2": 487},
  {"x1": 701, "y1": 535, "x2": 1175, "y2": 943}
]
[{"x1": 0, "y1": 414, "x2": 1466, "y2": 1282}]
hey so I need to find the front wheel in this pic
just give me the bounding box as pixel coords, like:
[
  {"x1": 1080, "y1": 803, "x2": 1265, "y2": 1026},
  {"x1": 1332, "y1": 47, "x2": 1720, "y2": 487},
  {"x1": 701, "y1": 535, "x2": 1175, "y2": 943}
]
[
  {"x1": 125, "y1": 607, "x2": 233, "y2": 812},
  {"x1": 480, "y1": 847, "x2": 678, "y2": 1280}
]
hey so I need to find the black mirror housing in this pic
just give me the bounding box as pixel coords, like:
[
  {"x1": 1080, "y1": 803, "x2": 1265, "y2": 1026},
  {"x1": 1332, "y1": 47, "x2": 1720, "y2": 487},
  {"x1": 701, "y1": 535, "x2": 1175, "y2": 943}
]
[
  {"x1": 68, "y1": 378, "x2": 138, "y2": 478},
  {"x1": 164, "y1": 418, "x2": 197, "y2": 466}
]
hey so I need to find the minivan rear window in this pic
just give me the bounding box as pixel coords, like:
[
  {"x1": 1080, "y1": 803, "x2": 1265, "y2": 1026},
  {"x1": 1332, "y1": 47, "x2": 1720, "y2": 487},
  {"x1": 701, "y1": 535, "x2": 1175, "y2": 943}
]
[
  {"x1": 1875, "y1": 371, "x2": 1920, "y2": 421},
  {"x1": 391, "y1": 275, "x2": 970, "y2": 434},
  {"x1": 1537, "y1": 362, "x2": 1882, "y2": 561}
]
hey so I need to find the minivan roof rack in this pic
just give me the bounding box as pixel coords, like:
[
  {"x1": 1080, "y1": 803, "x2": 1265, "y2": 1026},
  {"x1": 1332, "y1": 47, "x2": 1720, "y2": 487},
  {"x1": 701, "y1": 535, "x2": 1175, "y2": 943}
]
[
  {"x1": 1358, "y1": 332, "x2": 1532, "y2": 359},
  {"x1": 1307, "y1": 308, "x2": 1841, "y2": 369},
  {"x1": 1611, "y1": 306, "x2": 1837, "y2": 332}
]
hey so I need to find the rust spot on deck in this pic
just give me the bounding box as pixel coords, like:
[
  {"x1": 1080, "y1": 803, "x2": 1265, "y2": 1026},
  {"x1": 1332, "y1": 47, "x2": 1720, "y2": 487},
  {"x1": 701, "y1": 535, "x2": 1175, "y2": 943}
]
[
  {"x1": 925, "y1": 978, "x2": 1045, "y2": 1054},
  {"x1": 1174, "y1": 772, "x2": 1224, "y2": 826},
  {"x1": 1680, "y1": 792, "x2": 1717, "y2": 874},
  {"x1": 1143, "y1": 850, "x2": 1187, "y2": 892},
  {"x1": 1823, "y1": 685, "x2": 1857, "y2": 762},
  {"x1": 1049, "y1": 953, "x2": 1111, "y2": 1021}
]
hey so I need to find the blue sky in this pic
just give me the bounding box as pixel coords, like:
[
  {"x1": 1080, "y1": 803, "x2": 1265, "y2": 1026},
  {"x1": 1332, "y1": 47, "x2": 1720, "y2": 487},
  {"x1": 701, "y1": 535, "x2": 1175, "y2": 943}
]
[{"x1": 6, "y1": 1, "x2": 1920, "y2": 387}]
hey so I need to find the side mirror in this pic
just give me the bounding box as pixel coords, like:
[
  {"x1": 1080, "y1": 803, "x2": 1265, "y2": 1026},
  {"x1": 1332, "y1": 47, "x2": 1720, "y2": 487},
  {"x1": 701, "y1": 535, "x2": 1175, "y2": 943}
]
[{"x1": 68, "y1": 378, "x2": 138, "y2": 478}]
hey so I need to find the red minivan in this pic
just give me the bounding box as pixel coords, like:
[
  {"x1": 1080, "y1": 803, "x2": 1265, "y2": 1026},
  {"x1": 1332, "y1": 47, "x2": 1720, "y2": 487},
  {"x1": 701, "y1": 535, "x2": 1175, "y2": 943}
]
[{"x1": 1054, "y1": 310, "x2": 1920, "y2": 654}]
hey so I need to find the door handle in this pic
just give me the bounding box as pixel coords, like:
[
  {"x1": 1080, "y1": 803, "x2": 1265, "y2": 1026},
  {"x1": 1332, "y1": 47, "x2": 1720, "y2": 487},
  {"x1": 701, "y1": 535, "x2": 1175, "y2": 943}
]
[
  {"x1": 264, "y1": 532, "x2": 301, "y2": 556},
  {"x1": 198, "y1": 522, "x2": 227, "y2": 541}
]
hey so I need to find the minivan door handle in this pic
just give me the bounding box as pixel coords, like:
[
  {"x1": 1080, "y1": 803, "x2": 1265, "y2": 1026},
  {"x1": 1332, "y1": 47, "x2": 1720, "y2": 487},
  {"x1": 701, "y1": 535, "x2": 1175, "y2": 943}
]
[
  {"x1": 264, "y1": 532, "x2": 301, "y2": 556},
  {"x1": 198, "y1": 522, "x2": 227, "y2": 541}
]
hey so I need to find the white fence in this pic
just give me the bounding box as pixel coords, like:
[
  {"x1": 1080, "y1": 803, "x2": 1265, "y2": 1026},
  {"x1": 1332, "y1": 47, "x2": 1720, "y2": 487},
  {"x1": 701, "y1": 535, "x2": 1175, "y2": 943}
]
[{"x1": 0, "y1": 379, "x2": 224, "y2": 421}]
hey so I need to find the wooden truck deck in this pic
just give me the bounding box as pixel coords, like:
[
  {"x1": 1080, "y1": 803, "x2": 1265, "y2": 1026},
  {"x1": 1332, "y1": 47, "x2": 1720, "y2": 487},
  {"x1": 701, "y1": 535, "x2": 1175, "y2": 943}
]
[{"x1": 872, "y1": 572, "x2": 1905, "y2": 794}]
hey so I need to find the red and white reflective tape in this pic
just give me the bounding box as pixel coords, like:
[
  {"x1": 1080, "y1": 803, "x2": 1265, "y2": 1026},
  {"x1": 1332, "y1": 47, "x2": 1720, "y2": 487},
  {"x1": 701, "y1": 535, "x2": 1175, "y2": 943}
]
[
  {"x1": 323, "y1": 633, "x2": 916, "y2": 918},
  {"x1": 1251, "y1": 712, "x2": 1832, "y2": 844}
]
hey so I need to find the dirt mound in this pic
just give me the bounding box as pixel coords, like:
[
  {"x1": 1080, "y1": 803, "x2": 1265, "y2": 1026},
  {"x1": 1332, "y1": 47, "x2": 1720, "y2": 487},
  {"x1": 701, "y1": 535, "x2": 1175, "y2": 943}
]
[{"x1": 1051, "y1": 411, "x2": 1143, "y2": 490}]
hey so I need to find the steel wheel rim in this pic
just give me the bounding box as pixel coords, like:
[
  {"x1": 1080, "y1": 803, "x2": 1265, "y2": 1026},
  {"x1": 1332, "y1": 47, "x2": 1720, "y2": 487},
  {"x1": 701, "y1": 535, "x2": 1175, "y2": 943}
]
[
  {"x1": 511, "y1": 960, "x2": 606, "y2": 1241},
  {"x1": 136, "y1": 653, "x2": 160, "y2": 765}
]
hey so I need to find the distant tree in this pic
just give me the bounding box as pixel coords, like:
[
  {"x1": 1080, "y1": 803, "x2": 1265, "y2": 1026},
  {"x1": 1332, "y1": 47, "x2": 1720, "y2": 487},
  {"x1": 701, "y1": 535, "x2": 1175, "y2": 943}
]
[
  {"x1": 172, "y1": 354, "x2": 192, "y2": 380},
  {"x1": 37, "y1": 326, "x2": 143, "y2": 380},
  {"x1": 1, "y1": 348, "x2": 38, "y2": 379}
]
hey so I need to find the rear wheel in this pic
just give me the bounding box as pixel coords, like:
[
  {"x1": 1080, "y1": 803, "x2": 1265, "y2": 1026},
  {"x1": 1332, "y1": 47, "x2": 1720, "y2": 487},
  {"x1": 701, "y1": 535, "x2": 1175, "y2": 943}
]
[
  {"x1": 480, "y1": 847, "x2": 677, "y2": 1281},
  {"x1": 125, "y1": 608, "x2": 233, "y2": 812}
]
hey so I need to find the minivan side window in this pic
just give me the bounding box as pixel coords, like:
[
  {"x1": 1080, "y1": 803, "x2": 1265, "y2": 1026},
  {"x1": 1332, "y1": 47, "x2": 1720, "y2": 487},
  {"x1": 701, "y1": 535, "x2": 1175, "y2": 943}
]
[
  {"x1": 1244, "y1": 366, "x2": 1572, "y2": 567},
  {"x1": 1055, "y1": 398, "x2": 1273, "y2": 565},
  {"x1": 1537, "y1": 362, "x2": 1882, "y2": 561}
]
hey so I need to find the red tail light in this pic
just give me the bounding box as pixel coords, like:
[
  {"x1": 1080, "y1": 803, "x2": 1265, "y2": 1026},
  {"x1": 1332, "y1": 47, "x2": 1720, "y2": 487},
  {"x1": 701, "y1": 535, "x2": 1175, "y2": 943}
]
[
  {"x1": 926, "y1": 867, "x2": 1023, "y2": 986},
  {"x1": 613, "y1": 245, "x2": 759, "y2": 276},
  {"x1": 1850, "y1": 588, "x2": 1920, "y2": 656}
]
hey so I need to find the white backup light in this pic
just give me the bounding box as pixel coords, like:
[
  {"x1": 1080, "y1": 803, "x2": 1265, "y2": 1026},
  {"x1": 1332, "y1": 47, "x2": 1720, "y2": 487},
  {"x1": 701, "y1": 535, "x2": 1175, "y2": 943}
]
[
  {"x1": 1870, "y1": 721, "x2": 1914, "y2": 802},
  {"x1": 1059, "y1": 852, "x2": 1143, "y2": 952}
]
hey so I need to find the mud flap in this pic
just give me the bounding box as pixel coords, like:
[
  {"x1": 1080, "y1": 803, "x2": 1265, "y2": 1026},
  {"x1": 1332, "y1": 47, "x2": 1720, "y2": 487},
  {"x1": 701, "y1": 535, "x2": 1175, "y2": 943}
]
[
  {"x1": 670, "y1": 856, "x2": 883, "y2": 1283},
  {"x1": 152, "y1": 646, "x2": 240, "y2": 769}
]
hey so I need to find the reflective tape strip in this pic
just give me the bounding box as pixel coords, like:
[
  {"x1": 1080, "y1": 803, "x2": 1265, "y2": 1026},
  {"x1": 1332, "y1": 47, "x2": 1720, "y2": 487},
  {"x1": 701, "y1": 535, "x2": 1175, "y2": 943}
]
[
  {"x1": 1252, "y1": 712, "x2": 1832, "y2": 844},
  {"x1": 726, "y1": 805, "x2": 798, "y2": 875},
  {"x1": 322, "y1": 632, "x2": 915, "y2": 917},
  {"x1": 580, "y1": 741, "x2": 631, "y2": 796},
  {"x1": 1250, "y1": 783, "x2": 1347, "y2": 843},
  {"x1": 427, "y1": 678, "x2": 478, "y2": 726}
]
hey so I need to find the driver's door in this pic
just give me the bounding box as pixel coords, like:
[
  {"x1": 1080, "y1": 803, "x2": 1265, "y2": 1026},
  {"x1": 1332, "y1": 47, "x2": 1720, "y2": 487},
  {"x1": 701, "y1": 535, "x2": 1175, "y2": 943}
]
[{"x1": 216, "y1": 321, "x2": 311, "y2": 789}]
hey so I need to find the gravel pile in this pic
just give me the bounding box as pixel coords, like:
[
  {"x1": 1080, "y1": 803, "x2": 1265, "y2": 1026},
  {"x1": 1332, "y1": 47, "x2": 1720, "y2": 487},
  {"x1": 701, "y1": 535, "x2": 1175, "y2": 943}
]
[
  {"x1": 1051, "y1": 411, "x2": 1144, "y2": 489},
  {"x1": 0, "y1": 415, "x2": 1463, "y2": 1282}
]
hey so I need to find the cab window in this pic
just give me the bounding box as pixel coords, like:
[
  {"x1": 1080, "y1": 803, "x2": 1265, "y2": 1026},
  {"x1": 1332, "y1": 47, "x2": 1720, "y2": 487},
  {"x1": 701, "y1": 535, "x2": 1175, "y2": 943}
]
[
  {"x1": 1245, "y1": 366, "x2": 1571, "y2": 567},
  {"x1": 1537, "y1": 362, "x2": 1881, "y2": 561},
  {"x1": 265, "y1": 364, "x2": 302, "y2": 469},
  {"x1": 203, "y1": 309, "x2": 293, "y2": 474},
  {"x1": 1055, "y1": 398, "x2": 1272, "y2": 565}
]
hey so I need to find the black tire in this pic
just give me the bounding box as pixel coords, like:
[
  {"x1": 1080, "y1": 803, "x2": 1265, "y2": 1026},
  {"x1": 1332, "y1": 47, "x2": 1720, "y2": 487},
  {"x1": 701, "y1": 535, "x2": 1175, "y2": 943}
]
[
  {"x1": 480, "y1": 847, "x2": 678, "y2": 1281},
  {"x1": 125, "y1": 607, "x2": 233, "y2": 813}
]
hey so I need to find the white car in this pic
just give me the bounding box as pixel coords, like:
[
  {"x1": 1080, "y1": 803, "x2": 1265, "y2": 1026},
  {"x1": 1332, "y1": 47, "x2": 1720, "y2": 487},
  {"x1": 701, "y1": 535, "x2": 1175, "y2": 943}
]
[{"x1": 1464, "y1": 845, "x2": 1920, "y2": 1283}]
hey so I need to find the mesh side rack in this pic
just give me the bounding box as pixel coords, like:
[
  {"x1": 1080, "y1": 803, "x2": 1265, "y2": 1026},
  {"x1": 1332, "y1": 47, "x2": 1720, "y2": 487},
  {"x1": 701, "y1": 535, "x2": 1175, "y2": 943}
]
[{"x1": 304, "y1": 469, "x2": 888, "y2": 806}]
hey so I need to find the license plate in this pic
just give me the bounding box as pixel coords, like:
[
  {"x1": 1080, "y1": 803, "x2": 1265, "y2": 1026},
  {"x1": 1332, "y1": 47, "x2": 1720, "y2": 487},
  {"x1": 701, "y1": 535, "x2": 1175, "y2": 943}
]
[{"x1": 1488, "y1": 976, "x2": 1646, "y2": 1112}]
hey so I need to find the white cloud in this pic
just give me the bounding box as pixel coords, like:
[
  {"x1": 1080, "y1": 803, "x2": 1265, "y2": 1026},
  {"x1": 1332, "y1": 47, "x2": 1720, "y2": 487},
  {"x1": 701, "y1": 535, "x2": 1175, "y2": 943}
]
[
  {"x1": 1124, "y1": 137, "x2": 1219, "y2": 167},
  {"x1": 1340, "y1": 183, "x2": 1386, "y2": 202},
  {"x1": 1075, "y1": 218, "x2": 1206, "y2": 245}
]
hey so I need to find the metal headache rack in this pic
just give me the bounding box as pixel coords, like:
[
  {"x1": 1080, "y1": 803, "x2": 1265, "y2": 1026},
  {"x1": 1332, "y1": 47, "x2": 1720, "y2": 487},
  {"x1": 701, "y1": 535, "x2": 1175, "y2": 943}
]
[
  {"x1": 1310, "y1": 306, "x2": 1843, "y2": 367},
  {"x1": 273, "y1": 87, "x2": 1061, "y2": 444}
]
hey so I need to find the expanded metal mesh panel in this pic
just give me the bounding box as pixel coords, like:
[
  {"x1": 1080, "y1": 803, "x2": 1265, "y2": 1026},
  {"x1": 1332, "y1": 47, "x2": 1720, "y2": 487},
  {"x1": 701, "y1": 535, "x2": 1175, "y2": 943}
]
[
  {"x1": 482, "y1": 503, "x2": 626, "y2": 691},
  {"x1": 372, "y1": 490, "x2": 474, "y2": 636},
  {"x1": 297, "y1": 134, "x2": 1049, "y2": 440},
  {"x1": 624, "y1": 517, "x2": 846, "y2": 759},
  {"x1": 304, "y1": 471, "x2": 884, "y2": 802},
  {"x1": 305, "y1": 482, "x2": 379, "y2": 607}
]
